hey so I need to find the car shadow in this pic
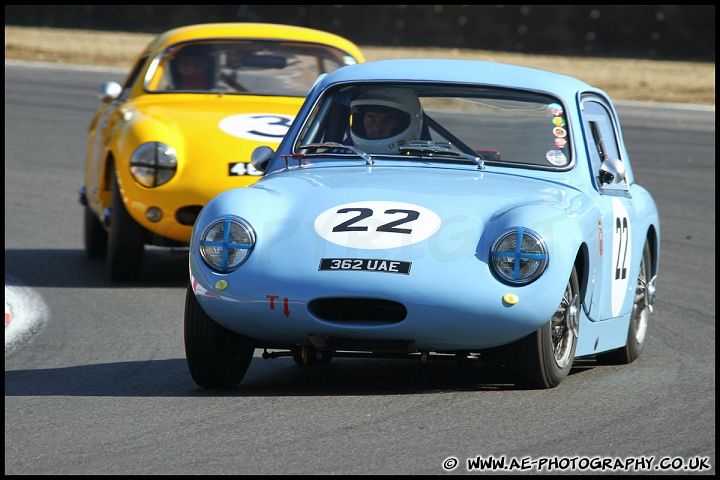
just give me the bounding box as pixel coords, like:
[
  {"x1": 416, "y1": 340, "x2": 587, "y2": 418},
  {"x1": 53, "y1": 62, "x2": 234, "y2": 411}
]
[
  {"x1": 4, "y1": 356, "x2": 595, "y2": 397},
  {"x1": 4, "y1": 247, "x2": 189, "y2": 288}
]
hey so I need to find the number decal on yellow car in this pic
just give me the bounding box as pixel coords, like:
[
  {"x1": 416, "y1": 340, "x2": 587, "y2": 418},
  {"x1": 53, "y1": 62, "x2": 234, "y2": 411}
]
[{"x1": 219, "y1": 113, "x2": 295, "y2": 141}]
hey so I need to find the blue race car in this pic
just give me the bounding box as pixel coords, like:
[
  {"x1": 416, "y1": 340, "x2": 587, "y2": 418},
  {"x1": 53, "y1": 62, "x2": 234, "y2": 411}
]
[{"x1": 185, "y1": 58, "x2": 660, "y2": 390}]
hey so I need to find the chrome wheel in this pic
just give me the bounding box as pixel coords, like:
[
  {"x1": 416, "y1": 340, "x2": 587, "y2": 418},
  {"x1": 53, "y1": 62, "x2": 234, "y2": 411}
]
[
  {"x1": 597, "y1": 240, "x2": 654, "y2": 365},
  {"x1": 551, "y1": 287, "x2": 579, "y2": 369}
]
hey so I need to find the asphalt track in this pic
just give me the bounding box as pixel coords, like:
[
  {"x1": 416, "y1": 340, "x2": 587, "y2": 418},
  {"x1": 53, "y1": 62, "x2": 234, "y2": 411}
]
[{"x1": 4, "y1": 60, "x2": 715, "y2": 475}]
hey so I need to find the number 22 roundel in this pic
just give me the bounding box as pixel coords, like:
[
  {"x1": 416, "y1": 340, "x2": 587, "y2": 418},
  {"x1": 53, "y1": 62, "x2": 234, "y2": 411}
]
[
  {"x1": 314, "y1": 201, "x2": 441, "y2": 249},
  {"x1": 610, "y1": 197, "x2": 632, "y2": 317}
]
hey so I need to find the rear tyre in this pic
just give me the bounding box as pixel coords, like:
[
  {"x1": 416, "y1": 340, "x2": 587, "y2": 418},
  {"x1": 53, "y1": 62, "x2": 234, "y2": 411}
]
[
  {"x1": 184, "y1": 283, "x2": 255, "y2": 388},
  {"x1": 510, "y1": 265, "x2": 580, "y2": 389},
  {"x1": 84, "y1": 205, "x2": 107, "y2": 258},
  {"x1": 106, "y1": 168, "x2": 146, "y2": 281},
  {"x1": 596, "y1": 240, "x2": 653, "y2": 365}
]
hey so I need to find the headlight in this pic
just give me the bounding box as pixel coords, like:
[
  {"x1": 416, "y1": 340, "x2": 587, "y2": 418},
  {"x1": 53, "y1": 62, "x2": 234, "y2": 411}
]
[
  {"x1": 199, "y1": 216, "x2": 255, "y2": 273},
  {"x1": 130, "y1": 142, "x2": 177, "y2": 187},
  {"x1": 490, "y1": 227, "x2": 548, "y2": 285}
]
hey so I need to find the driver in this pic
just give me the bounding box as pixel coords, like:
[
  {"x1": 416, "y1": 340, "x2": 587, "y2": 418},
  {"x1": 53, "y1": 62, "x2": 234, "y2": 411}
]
[
  {"x1": 349, "y1": 88, "x2": 424, "y2": 154},
  {"x1": 169, "y1": 43, "x2": 216, "y2": 90}
]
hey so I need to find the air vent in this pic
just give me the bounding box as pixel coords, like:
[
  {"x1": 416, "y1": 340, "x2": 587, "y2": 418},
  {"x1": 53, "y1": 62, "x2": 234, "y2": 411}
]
[{"x1": 308, "y1": 297, "x2": 407, "y2": 324}]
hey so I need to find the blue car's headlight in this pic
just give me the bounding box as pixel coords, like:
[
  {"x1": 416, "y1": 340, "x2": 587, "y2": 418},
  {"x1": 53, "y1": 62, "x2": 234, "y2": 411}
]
[
  {"x1": 130, "y1": 142, "x2": 177, "y2": 187},
  {"x1": 490, "y1": 227, "x2": 548, "y2": 285},
  {"x1": 199, "y1": 216, "x2": 256, "y2": 273}
]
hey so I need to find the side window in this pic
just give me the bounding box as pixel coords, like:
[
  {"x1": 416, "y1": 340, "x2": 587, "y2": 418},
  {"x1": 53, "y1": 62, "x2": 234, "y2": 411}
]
[
  {"x1": 581, "y1": 97, "x2": 623, "y2": 190},
  {"x1": 119, "y1": 54, "x2": 149, "y2": 100}
]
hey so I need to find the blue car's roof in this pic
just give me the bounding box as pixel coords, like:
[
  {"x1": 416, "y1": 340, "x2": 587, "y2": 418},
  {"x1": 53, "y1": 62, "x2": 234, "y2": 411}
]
[{"x1": 316, "y1": 58, "x2": 599, "y2": 99}]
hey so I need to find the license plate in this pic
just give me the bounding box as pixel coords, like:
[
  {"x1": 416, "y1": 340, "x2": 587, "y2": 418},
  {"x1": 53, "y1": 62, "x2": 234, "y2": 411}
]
[{"x1": 319, "y1": 258, "x2": 411, "y2": 275}]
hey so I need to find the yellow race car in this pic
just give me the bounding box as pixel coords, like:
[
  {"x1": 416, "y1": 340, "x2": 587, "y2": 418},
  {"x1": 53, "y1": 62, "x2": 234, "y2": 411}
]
[{"x1": 79, "y1": 23, "x2": 364, "y2": 280}]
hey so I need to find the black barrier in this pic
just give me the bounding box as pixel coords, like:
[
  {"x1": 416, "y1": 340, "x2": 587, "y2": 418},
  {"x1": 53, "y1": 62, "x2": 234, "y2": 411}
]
[{"x1": 4, "y1": 5, "x2": 715, "y2": 62}]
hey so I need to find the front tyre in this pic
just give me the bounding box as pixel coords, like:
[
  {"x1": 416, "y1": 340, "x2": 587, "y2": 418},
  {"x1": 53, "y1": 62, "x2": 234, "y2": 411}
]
[
  {"x1": 106, "y1": 168, "x2": 146, "y2": 281},
  {"x1": 597, "y1": 240, "x2": 654, "y2": 365},
  {"x1": 84, "y1": 204, "x2": 107, "y2": 258},
  {"x1": 510, "y1": 265, "x2": 580, "y2": 389},
  {"x1": 184, "y1": 283, "x2": 255, "y2": 388}
]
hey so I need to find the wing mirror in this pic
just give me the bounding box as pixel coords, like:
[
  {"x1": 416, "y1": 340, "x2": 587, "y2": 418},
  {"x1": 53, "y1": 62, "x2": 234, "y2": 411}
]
[
  {"x1": 598, "y1": 158, "x2": 626, "y2": 186},
  {"x1": 99, "y1": 81, "x2": 122, "y2": 103},
  {"x1": 251, "y1": 146, "x2": 275, "y2": 173}
]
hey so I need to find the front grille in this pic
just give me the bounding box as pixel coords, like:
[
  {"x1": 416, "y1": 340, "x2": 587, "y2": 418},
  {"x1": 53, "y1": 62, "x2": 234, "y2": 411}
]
[{"x1": 308, "y1": 297, "x2": 407, "y2": 324}]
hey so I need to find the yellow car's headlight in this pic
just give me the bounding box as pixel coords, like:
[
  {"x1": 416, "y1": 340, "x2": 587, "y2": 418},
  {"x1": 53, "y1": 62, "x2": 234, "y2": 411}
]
[{"x1": 130, "y1": 142, "x2": 177, "y2": 187}]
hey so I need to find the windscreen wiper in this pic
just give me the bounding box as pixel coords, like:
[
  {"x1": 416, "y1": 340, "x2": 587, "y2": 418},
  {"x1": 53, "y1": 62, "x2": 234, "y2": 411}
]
[
  {"x1": 297, "y1": 142, "x2": 374, "y2": 163},
  {"x1": 400, "y1": 141, "x2": 485, "y2": 169}
]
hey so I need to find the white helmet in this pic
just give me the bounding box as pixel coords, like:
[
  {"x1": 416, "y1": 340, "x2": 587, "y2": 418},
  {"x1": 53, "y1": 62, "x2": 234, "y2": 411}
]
[{"x1": 350, "y1": 88, "x2": 423, "y2": 154}]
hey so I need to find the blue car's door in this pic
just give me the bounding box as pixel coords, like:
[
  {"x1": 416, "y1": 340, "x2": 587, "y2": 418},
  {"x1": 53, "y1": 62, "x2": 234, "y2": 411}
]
[{"x1": 581, "y1": 96, "x2": 639, "y2": 322}]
